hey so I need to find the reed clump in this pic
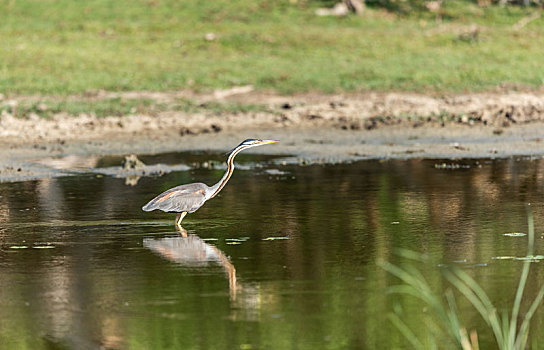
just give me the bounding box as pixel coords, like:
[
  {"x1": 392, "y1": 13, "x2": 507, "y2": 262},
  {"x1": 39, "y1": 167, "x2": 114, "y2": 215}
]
[{"x1": 382, "y1": 209, "x2": 544, "y2": 349}]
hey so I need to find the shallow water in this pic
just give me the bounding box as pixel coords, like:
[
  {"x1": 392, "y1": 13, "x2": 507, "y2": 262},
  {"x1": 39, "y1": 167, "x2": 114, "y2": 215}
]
[{"x1": 2, "y1": 154, "x2": 544, "y2": 349}]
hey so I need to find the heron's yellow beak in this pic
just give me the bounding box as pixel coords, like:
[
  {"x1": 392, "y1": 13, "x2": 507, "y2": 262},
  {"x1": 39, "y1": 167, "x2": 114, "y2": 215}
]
[{"x1": 260, "y1": 140, "x2": 279, "y2": 144}]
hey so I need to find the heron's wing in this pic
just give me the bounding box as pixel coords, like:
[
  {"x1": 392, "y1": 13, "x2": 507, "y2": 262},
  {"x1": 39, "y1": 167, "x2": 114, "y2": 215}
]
[{"x1": 142, "y1": 183, "x2": 208, "y2": 213}]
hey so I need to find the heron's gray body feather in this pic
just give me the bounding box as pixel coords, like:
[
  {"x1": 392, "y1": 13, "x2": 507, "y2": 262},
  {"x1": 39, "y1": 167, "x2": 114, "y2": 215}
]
[{"x1": 142, "y1": 183, "x2": 209, "y2": 213}]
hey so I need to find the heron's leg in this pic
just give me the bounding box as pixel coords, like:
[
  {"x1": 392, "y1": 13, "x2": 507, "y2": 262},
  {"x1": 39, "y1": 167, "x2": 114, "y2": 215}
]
[
  {"x1": 175, "y1": 212, "x2": 188, "y2": 237},
  {"x1": 175, "y1": 212, "x2": 187, "y2": 227}
]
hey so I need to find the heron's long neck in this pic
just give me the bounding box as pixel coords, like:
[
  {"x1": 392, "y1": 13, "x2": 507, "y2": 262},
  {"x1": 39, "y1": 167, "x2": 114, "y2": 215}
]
[{"x1": 208, "y1": 148, "x2": 241, "y2": 199}]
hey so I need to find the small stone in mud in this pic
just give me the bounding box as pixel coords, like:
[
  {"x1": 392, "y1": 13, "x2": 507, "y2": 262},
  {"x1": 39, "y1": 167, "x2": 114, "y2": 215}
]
[
  {"x1": 350, "y1": 152, "x2": 367, "y2": 157},
  {"x1": 305, "y1": 139, "x2": 331, "y2": 145},
  {"x1": 364, "y1": 119, "x2": 377, "y2": 130},
  {"x1": 330, "y1": 101, "x2": 346, "y2": 108},
  {"x1": 179, "y1": 127, "x2": 195, "y2": 136},
  {"x1": 452, "y1": 143, "x2": 469, "y2": 151},
  {"x1": 493, "y1": 129, "x2": 504, "y2": 135},
  {"x1": 122, "y1": 154, "x2": 146, "y2": 170},
  {"x1": 275, "y1": 114, "x2": 289, "y2": 123},
  {"x1": 306, "y1": 114, "x2": 322, "y2": 120}
]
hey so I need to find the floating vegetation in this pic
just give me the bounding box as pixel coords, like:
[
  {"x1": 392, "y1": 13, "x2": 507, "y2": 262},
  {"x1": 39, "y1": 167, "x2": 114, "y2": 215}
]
[
  {"x1": 434, "y1": 163, "x2": 471, "y2": 170},
  {"x1": 9, "y1": 244, "x2": 54, "y2": 249},
  {"x1": 492, "y1": 256, "x2": 516, "y2": 260},
  {"x1": 471, "y1": 263, "x2": 488, "y2": 268},
  {"x1": 437, "y1": 262, "x2": 488, "y2": 268},
  {"x1": 262, "y1": 236, "x2": 290, "y2": 241},
  {"x1": 225, "y1": 237, "x2": 249, "y2": 242},
  {"x1": 264, "y1": 169, "x2": 289, "y2": 175},
  {"x1": 503, "y1": 232, "x2": 527, "y2": 237},
  {"x1": 493, "y1": 255, "x2": 544, "y2": 262}
]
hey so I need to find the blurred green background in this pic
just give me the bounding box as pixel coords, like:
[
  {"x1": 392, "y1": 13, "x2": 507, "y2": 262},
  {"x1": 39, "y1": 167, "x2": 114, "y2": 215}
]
[{"x1": 1, "y1": 0, "x2": 543, "y2": 95}]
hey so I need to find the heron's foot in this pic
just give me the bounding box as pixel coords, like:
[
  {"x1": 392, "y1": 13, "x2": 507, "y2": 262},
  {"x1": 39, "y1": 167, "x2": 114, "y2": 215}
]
[{"x1": 175, "y1": 224, "x2": 188, "y2": 237}]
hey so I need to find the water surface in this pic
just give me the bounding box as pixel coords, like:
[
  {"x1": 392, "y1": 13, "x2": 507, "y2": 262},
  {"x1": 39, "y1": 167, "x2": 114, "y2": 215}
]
[{"x1": 2, "y1": 155, "x2": 544, "y2": 349}]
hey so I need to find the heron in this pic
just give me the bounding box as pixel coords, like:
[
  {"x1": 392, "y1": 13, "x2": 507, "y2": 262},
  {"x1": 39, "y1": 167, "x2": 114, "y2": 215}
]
[{"x1": 142, "y1": 139, "x2": 279, "y2": 228}]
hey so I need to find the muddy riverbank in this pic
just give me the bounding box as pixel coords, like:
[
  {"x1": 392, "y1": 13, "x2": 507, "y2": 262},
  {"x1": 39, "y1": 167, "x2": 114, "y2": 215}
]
[{"x1": 1, "y1": 90, "x2": 544, "y2": 182}]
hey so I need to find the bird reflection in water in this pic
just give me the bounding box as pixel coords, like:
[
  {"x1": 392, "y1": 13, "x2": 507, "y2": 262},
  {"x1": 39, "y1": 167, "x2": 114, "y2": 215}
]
[{"x1": 143, "y1": 226, "x2": 238, "y2": 300}]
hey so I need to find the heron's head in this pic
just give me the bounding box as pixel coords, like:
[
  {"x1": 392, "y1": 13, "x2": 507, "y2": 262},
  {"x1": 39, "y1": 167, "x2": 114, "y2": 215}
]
[
  {"x1": 229, "y1": 139, "x2": 279, "y2": 155},
  {"x1": 241, "y1": 139, "x2": 279, "y2": 147}
]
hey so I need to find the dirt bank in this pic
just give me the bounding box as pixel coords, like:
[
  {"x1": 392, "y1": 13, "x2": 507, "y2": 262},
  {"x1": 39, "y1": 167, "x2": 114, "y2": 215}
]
[{"x1": 1, "y1": 90, "x2": 544, "y2": 182}]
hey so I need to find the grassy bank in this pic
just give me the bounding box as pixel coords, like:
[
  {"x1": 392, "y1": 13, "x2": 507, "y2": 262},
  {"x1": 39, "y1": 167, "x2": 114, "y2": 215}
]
[
  {"x1": 1, "y1": 0, "x2": 544, "y2": 95},
  {"x1": 0, "y1": 97, "x2": 273, "y2": 119}
]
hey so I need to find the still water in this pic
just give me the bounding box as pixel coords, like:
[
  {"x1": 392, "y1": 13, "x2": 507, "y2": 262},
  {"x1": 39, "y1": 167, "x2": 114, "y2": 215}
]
[{"x1": 2, "y1": 154, "x2": 544, "y2": 349}]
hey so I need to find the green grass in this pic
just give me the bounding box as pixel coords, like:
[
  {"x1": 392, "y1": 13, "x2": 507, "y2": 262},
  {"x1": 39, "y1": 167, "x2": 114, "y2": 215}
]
[{"x1": 1, "y1": 0, "x2": 544, "y2": 95}]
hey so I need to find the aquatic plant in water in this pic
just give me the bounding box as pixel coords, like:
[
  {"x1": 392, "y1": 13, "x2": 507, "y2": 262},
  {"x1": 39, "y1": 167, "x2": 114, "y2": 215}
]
[{"x1": 381, "y1": 208, "x2": 544, "y2": 350}]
